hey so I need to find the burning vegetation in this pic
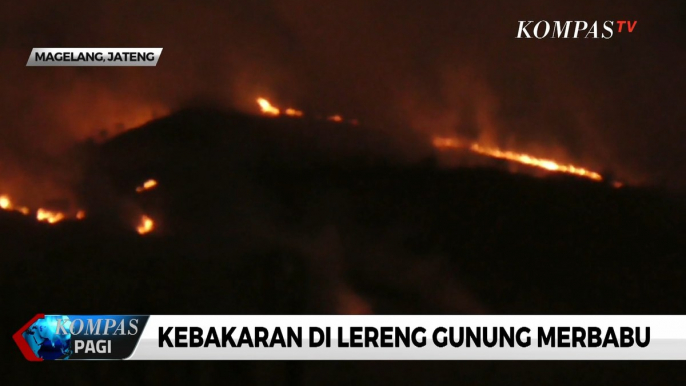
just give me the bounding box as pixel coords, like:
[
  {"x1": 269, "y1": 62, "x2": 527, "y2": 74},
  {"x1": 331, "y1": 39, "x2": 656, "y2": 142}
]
[
  {"x1": 254, "y1": 97, "x2": 606, "y2": 183},
  {"x1": 0, "y1": 194, "x2": 30, "y2": 215},
  {"x1": 36, "y1": 208, "x2": 66, "y2": 224},
  {"x1": 257, "y1": 98, "x2": 281, "y2": 116},
  {"x1": 432, "y1": 136, "x2": 603, "y2": 182},
  {"x1": 135, "y1": 179, "x2": 157, "y2": 234},
  {"x1": 256, "y1": 98, "x2": 356, "y2": 125},
  {"x1": 1, "y1": 177, "x2": 160, "y2": 232},
  {"x1": 285, "y1": 108, "x2": 304, "y2": 117},
  {"x1": 0, "y1": 97, "x2": 618, "y2": 237},
  {"x1": 0, "y1": 193, "x2": 72, "y2": 223},
  {"x1": 136, "y1": 179, "x2": 158, "y2": 193},
  {"x1": 136, "y1": 215, "x2": 155, "y2": 235}
]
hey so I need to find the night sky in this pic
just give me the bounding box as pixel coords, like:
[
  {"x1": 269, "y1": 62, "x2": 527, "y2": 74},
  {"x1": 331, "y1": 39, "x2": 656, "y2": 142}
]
[{"x1": 1, "y1": 0, "x2": 684, "y2": 199}]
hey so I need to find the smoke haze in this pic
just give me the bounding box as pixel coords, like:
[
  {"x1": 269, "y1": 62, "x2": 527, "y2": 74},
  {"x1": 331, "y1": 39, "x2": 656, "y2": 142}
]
[{"x1": 1, "y1": 0, "x2": 685, "y2": 201}]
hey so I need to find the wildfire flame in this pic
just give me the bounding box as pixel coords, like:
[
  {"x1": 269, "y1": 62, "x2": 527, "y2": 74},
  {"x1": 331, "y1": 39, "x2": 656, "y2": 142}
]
[
  {"x1": 136, "y1": 179, "x2": 158, "y2": 193},
  {"x1": 36, "y1": 208, "x2": 66, "y2": 224},
  {"x1": 1, "y1": 190, "x2": 150, "y2": 232},
  {"x1": 0, "y1": 195, "x2": 10, "y2": 210},
  {"x1": 0, "y1": 194, "x2": 31, "y2": 216},
  {"x1": 470, "y1": 144, "x2": 603, "y2": 181},
  {"x1": 255, "y1": 97, "x2": 356, "y2": 125},
  {"x1": 137, "y1": 215, "x2": 155, "y2": 235},
  {"x1": 255, "y1": 97, "x2": 602, "y2": 181},
  {"x1": 257, "y1": 98, "x2": 281, "y2": 116},
  {"x1": 1, "y1": 192, "x2": 86, "y2": 225},
  {"x1": 257, "y1": 97, "x2": 305, "y2": 118},
  {"x1": 433, "y1": 136, "x2": 603, "y2": 182},
  {"x1": 285, "y1": 108, "x2": 304, "y2": 117}
]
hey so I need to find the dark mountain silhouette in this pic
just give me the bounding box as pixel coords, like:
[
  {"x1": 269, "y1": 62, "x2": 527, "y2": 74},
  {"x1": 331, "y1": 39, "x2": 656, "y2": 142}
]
[{"x1": 3, "y1": 108, "x2": 686, "y2": 385}]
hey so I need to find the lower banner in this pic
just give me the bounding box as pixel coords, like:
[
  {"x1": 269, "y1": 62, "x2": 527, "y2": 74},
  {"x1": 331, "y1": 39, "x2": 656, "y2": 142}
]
[{"x1": 13, "y1": 315, "x2": 684, "y2": 360}]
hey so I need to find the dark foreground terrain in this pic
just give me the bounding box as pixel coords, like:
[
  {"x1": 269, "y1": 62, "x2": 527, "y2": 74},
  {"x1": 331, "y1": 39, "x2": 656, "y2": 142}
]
[{"x1": 3, "y1": 109, "x2": 686, "y2": 384}]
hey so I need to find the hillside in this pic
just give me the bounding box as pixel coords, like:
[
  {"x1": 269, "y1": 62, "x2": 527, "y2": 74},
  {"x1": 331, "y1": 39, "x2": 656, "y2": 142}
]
[{"x1": 3, "y1": 108, "x2": 686, "y2": 384}]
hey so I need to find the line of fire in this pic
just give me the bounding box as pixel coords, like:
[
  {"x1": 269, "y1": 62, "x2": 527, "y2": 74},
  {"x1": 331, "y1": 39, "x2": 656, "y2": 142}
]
[{"x1": 0, "y1": 96, "x2": 628, "y2": 236}]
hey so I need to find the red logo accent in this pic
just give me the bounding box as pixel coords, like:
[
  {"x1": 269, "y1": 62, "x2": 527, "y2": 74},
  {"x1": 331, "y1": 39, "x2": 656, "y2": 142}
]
[{"x1": 13, "y1": 314, "x2": 45, "y2": 362}]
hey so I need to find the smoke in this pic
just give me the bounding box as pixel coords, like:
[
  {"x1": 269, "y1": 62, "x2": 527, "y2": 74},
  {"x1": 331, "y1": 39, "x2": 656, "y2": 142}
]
[{"x1": 1, "y1": 0, "x2": 685, "y2": 199}]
